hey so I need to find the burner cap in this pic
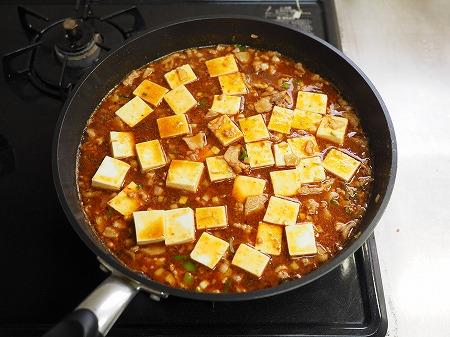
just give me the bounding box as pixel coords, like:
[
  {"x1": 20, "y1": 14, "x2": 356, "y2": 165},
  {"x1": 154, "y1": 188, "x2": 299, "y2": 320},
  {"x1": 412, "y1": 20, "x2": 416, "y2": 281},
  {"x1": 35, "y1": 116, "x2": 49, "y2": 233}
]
[
  {"x1": 54, "y1": 18, "x2": 102, "y2": 68},
  {"x1": 56, "y1": 18, "x2": 94, "y2": 53}
]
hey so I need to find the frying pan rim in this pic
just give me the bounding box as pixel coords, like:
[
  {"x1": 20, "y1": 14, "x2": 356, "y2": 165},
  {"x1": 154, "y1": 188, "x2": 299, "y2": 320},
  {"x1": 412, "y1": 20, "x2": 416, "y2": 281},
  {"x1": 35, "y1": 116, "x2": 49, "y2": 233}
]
[{"x1": 52, "y1": 15, "x2": 397, "y2": 302}]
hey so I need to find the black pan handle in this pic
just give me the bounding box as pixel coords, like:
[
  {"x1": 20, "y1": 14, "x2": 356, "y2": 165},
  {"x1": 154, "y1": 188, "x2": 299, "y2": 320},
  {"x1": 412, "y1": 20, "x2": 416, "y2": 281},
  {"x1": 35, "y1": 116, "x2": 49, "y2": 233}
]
[
  {"x1": 42, "y1": 309, "x2": 99, "y2": 337},
  {"x1": 43, "y1": 275, "x2": 139, "y2": 337}
]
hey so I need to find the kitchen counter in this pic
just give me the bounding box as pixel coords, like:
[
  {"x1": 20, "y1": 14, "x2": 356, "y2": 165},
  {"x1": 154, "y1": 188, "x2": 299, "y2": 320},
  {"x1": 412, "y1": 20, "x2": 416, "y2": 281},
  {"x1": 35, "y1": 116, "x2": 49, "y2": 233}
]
[{"x1": 334, "y1": 0, "x2": 450, "y2": 336}]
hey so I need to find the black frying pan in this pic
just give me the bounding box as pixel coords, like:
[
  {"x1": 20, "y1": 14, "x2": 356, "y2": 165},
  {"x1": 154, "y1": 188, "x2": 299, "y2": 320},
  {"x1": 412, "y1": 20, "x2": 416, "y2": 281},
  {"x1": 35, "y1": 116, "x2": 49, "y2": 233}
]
[{"x1": 47, "y1": 17, "x2": 397, "y2": 337}]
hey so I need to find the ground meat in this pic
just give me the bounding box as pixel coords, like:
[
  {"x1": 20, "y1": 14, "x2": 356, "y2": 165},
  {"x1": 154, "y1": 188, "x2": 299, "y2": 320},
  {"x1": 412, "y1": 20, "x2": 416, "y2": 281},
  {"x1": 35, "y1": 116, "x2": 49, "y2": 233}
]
[
  {"x1": 254, "y1": 90, "x2": 293, "y2": 112},
  {"x1": 234, "y1": 51, "x2": 251, "y2": 63},
  {"x1": 335, "y1": 220, "x2": 357, "y2": 239},
  {"x1": 205, "y1": 110, "x2": 220, "y2": 119},
  {"x1": 254, "y1": 96, "x2": 273, "y2": 113},
  {"x1": 207, "y1": 116, "x2": 223, "y2": 133},
  {"x1": 224, "y1": 145, "x2": 250, "y2": 174},
  {"x1": 299, "y1": 178, "x2": 335, "y2": 195},
  {"x1": 182, "y1": 132, "x2": 207, "y2": 150},
  {"x1": 234, "y1": 202, "x2": 244, "y2": 214},
  {"x1": 232, "y1": 222, "x2": 252, "y2": 233},
  {"x1": 250, "y1": 81, "x2": 269, "y2": 89},
  {"x1": 122, "y1": 70, "x2": 140, "y2": 86},
  {"x1": 305, "y1": 199, "x2": 320, "y2": 215},
  {"x1": 143, "y1": 66, "x2": 154, "y2": 78},
  {"x1": 244, "y1": 194, "x2": 268, "y2": 216},
  {"x1": 271, "y1": 90, "x2": 293, "y2": 108}
]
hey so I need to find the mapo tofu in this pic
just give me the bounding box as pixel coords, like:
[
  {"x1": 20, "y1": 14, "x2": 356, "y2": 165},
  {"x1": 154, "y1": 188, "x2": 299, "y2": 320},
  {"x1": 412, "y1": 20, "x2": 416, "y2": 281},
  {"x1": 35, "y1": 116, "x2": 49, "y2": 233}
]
[{"x1": 77, "y1": 45, "x2": 373, "y2": 293}]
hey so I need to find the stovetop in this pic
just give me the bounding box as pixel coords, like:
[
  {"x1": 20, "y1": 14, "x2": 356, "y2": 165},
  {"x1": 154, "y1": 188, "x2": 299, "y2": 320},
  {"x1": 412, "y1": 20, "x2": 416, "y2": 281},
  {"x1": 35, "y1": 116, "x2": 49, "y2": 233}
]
[{"x1": 0, "y1": 1, "x2": 387, "y2": 336}]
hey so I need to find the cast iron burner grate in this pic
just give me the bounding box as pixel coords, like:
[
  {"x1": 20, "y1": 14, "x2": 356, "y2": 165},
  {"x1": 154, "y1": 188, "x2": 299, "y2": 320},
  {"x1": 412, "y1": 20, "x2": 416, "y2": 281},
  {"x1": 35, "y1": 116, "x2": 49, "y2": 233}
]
[{"x1": 1, "y1": 1, "x2": 145, "y2": 98}]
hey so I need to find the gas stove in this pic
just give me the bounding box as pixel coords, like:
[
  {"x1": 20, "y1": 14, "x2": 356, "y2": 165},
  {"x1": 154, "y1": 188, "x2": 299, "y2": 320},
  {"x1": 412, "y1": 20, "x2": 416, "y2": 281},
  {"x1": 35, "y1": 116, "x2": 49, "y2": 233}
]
[{"x1": 0, "y1": 1, "x2": 387, "y2": 336}]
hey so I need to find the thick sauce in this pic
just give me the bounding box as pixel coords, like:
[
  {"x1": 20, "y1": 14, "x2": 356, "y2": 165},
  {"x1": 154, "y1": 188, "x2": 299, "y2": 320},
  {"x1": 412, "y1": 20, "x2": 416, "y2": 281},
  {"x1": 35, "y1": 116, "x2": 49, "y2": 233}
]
[{"x1": 77, "y1": 45, "x2": 372, "y2": 293}]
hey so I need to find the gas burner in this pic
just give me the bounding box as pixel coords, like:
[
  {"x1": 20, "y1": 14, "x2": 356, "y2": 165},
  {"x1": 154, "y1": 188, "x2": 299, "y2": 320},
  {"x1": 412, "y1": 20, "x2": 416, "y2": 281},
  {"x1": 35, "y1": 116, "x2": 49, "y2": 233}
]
[
  {"x1": 2, "y1": 3, "x2": 146, "y2": 98},
  {"x1": 54, "y1": 18, "x2": 103, "y2": 68}
]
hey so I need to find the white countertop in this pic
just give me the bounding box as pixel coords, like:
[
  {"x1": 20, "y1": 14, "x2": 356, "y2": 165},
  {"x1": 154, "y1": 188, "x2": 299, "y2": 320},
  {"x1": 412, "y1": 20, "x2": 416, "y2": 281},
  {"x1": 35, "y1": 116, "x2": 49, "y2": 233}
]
[{"x1": 334, "y1": 0, "x2": 450, "y2": 336}]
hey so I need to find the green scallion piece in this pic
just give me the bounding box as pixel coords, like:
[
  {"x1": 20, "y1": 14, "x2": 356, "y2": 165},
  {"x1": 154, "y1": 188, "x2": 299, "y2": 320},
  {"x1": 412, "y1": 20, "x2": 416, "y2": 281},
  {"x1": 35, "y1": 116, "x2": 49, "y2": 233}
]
[
  {"x1": 239, "y1": 147, "x2": 248, "y2": 161},
  {"x1": 183, "y1": 260, "x2": 197, "y2": 272},
  {"x1": 223, "y1": 278, "x2": 232, "y2": 293},
  {"x1": 183, "y1": 272, "x2": 194, "y2": 286},
  {"x1": 198, "y1": 99, "x2": 207, "y2": 109}
]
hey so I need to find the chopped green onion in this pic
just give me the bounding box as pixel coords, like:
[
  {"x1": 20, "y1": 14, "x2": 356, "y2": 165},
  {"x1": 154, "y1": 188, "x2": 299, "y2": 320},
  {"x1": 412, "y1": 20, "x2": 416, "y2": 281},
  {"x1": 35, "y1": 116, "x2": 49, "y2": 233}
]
[
  {"x1": 282, "y1": 82, "x2": 290, "y2": 89},
  {"x1": 223, "y1": 278, "x2": 232, "y2": 293},
  {"x1": 235, "y1": 44, "x2": 247, "y2": 51},
  {"x1": 183, "y1": 260, "x2": 197, "y2": 272},
  {"x1": 239, "y1": 147, "x2": 248, "y2": 161},
  {"x1": 174, "y1": 255, "x2": 188, "y2": 261},
  {"x1": 183, "y1": 272, "x2": 194, "y2": 286},
  {"x1": 198, "y1": 99, "x2": 207, "y2": 109}
]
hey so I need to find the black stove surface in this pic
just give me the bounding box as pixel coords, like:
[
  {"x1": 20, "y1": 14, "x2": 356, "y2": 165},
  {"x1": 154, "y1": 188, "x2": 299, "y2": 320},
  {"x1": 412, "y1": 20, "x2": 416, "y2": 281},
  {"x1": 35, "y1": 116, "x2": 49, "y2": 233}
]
[{"x1": 0, "y1": 1, "x2": 387, "y2": 336}]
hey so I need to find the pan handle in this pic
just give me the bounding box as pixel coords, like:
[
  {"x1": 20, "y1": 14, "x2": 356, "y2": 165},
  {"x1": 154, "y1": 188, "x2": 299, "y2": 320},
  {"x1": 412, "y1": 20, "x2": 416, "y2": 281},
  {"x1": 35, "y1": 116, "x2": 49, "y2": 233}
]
[{"x1": 43, "y1": 275, "x2": 139, "y2": 337}]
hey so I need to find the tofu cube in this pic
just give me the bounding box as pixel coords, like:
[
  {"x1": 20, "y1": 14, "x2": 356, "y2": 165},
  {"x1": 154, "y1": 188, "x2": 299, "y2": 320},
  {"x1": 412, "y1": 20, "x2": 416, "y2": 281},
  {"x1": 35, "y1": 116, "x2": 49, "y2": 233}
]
[
  {"x1": 263, "y1": 196, "x2": 300, "y2": 226},
  {"x1": 164, "y1": 207, "x2": 196, "y2": 245},
  {"x1": 232, "y1": 175, "x2": 266, "y2": 202},
  {"x1": 273, "y1": 141, "x2": 296, "y2": 167},
  {"x1": 157, "y1": 114, "x2": 190, "y2": 138},
  {"x1": 205, "y1": 54, "x2": 239, "y2": 77},
  {"x1": 107, "y1": 182, "x2": 141, "y2": 216},
  {"x1": 195, "y1": 206, "x2": 228, "y2": 230},
  {"x1": 92, "y1": 156, "x2": 130, "y2": 191},
  {"x1": 255, "y1": 222, "x2": 283, "y2": 256},
  {"x1": 135, "y1": 140, "x2": 167, "y2": 172},
  {"x1": 115, "y1": 96, "x2": 153, "y2": 127},
  {"x1": 133, "y1": 80, "x2": 169, "y2": 106},
  {"x1": 295, "y1": 91, "x2": 328, "y2": 115},
  {"x1": 208, "y1": 115, "x2": 243, "y2": 146},
  {"x1": 297, "y1": 156, "x2": 326, "y2": 184},
  {"x1": 285, "y1": 222, "x2": 317, "y2": 256},
  {"x1": 316, "y1": 115, "x2": 349, "y2": 145},
  {"x1": 190, "y1": 232, "x2": 229, "y2": 269},
  {"x1": 267, "y1": 106, "x2": 294, "y2": 134},
  {"x1": 246, "y1": 141, "x2": 275, "y2": 169},
  {"x1": 292, "y1": 109, "x2": 323, "y2": 133},
  {"x1": 270, "y1": 169, "x2": 301, "y2": 197},
  {"x1": 218, "y1": 72, "x2": 247, "y2": 95},
  {"x1": 110, "y1": 131, "x2": 135, "y2": 159},
  {"x1": 164, "y1": 85, "x2": 197, "y2": 114},
  {"x1": 164, "y1": 64, "x2": 198, "y2": 89},
  {"x1": 239, "y1": 114, "x2": 270, "y2": 143},
  {"x1": 166, "y1": 160, "x2": 204, "y2": 192},
  {"x1": 133, "y1": 210, "x2": 165, "y2": 244},
  {"x1": 205, "y1": 156, "x2": 235, "y2": 182},
  {"x1": 323, "y1": 149, "x2": 360, "y2": 182},
  {"x1": 210, "y1": 95, "x2": 241, "y2": 115},
  {"x1": 287, "y1": 136, "x2": 321, "y2": 159},
  {"x1": 231, "y1": 244, "x2": 270, "y2": 277}
]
